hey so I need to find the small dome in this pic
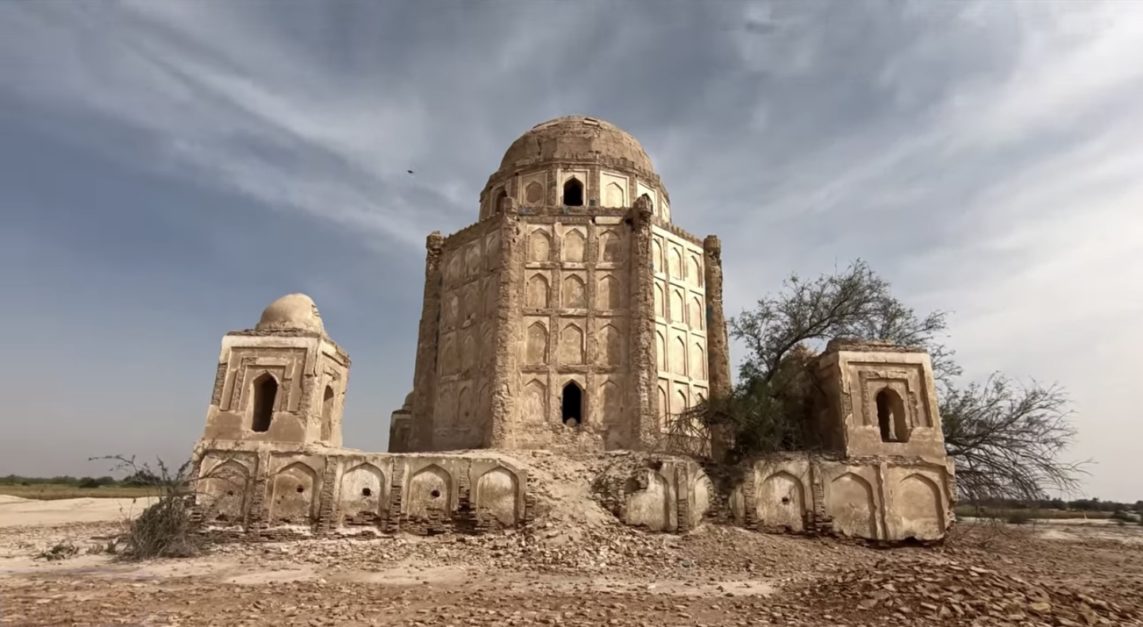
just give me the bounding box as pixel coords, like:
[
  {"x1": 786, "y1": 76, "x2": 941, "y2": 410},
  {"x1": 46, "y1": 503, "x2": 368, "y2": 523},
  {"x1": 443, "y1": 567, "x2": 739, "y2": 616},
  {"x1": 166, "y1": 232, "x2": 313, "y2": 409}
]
[
  {"x1": 256, "y1": 293, "x2": 325, "y2": 334},
  {"x1": 498, "y1": 116, "x2": 655, "y2": 176},
  {"x1": 402, "y1": 391, "x2": 414, "y2": 408}
]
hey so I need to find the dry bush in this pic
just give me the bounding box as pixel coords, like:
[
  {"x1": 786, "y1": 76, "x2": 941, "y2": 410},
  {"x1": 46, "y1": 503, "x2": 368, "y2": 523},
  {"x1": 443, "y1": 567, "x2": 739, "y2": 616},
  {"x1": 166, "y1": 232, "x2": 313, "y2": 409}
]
[{"x1": 91, "y1": 454, "x2": 204, "y2": 560}]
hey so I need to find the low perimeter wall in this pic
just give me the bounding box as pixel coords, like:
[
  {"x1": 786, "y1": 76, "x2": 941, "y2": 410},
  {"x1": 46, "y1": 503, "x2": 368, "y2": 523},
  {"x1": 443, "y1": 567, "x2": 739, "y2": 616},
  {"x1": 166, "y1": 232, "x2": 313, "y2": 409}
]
[
  {"x1": 192, "y1": 444, "x2": 530, "y2": 536},
  {"x1": 727, "y1": 452, "x2": 956, "y2": 542}
]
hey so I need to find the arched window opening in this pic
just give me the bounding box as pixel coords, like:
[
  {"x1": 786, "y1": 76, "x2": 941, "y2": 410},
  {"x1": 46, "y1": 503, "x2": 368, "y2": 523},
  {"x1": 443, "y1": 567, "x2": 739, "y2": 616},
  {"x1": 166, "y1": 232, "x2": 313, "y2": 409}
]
[
  {"x1": 321, "y1": 385, "x2": 335, "y2": 441},
  {"x1": 563, "y1": 178, "x2": 584, "y2": 207},
  {"x1": 494, "y1": 188, "x2": 508, "y2": 213},
  {"x1": 560, "y1": 382, "x2": 583, "y2": 427},
  {"x1": 251, "y1": 374, "x2": 278, "y2": 433},
  {"x1": 876, "y1": 388, "x2": 909, "y2": 442}
]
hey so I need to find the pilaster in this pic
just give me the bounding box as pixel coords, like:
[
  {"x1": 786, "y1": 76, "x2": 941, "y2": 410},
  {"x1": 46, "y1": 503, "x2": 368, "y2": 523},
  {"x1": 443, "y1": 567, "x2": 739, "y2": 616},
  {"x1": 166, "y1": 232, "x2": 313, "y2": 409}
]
[
  {"x1": 703, "y1": 235, "x2": 733, "y2": 460},
  {"x1": 629, "y1": 197, "x2": 659, "y2": 449},
  {"x1": 410, "y1": 232, "x2": 445, "y2": 452},
  {"x1": 488, "y1": 204, "x2": 521, "y2": 447}
]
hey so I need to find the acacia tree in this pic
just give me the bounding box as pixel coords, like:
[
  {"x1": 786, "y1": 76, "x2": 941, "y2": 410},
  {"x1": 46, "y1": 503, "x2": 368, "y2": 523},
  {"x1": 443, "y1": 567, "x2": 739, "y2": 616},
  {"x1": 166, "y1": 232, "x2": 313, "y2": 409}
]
[{"x1": 695, "y1": 259, "x2": 1084, "y2": 502}]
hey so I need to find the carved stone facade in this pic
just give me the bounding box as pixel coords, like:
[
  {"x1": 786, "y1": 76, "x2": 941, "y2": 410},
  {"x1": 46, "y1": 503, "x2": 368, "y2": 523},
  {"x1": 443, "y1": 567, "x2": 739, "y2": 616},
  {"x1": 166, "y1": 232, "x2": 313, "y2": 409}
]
[{"x1": 391, "y1": 116, "x2": 730, "y2": 454}]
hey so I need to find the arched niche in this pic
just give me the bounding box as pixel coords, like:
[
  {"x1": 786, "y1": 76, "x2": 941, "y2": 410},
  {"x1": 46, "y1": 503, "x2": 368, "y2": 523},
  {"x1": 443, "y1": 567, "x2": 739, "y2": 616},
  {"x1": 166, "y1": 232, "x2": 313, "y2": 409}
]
[
  {"x1": 476, "y1": 467, "x2": 519, "y2": 526},
  {"x1": 526, "y1": 322, "x2": 548, "y2": 365},
  {"x1": 407, "y1": 464, "x2": 451, "y2": 521},
  {"x1": 200, "y1": 460, "x2": 251, "y2": 524},
  {"x1": 756, "y1": 471, "x2": 806, "y2": 532},
  {"x1": 892, "y1": 473, "x2": 945, "y2": 541},
  {"x1": 828, "y1": 473, "x2": 877, "y2": 539},
  {"x1": 526, "y1": 274, "x2": 550, "y2": 308},
  {"x1": 339, "y1": 463, "x2": 386, "y2": 525},
  {"x1": 270, "y1": 462, "x2": 318, "y2": 524},
  {"x1": 562, "y1": 229, "x2": 586, "y2": 262}
]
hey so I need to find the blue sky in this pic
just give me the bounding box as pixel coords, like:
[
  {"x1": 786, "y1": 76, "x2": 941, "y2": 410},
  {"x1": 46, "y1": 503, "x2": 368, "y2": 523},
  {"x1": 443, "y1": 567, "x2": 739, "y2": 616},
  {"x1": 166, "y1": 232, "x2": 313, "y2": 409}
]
[{"x1": 1, "y1": 1, "x2": 1140, "y2": 501}]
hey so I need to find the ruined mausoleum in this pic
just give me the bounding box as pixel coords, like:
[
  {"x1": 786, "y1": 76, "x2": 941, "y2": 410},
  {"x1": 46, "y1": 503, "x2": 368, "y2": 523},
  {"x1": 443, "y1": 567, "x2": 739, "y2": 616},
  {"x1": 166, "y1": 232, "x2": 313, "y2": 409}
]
[
  {"x1": 388, "y1": 115, "x2": 731, "y2": 454},
  {"x1": 192, "y1": 116, "x2": 955, "y2": 543}
]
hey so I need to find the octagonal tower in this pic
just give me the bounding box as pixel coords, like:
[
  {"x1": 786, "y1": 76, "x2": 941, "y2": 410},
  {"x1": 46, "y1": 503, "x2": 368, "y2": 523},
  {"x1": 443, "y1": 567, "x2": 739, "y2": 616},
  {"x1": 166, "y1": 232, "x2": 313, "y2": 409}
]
[{"x1": 389, "y1": 116, "x2": 730, "y2": 454}]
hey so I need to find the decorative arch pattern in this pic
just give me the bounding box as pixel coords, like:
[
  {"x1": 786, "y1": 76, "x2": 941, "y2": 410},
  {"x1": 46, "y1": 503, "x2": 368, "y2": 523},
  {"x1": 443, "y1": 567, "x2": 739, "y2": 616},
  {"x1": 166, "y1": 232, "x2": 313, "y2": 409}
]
[
  {"x1": 525, "y1": 322, "x2": 548, "y2": 365},
  {"x1": 528, "y1": 229, "x2": 552, "y2": 262},
  {"x1": 526, "y1": 274, "x2": 549, "y2": 308},
  {"x1": 559, "y1": 323, "x2": 585, "y2": 364},
  {"x1": 562, "y1": 230, "x2": 586, "y2": 262},
  {"x1": 562, "y1": 274, "x2": 586, "y2": 308}
]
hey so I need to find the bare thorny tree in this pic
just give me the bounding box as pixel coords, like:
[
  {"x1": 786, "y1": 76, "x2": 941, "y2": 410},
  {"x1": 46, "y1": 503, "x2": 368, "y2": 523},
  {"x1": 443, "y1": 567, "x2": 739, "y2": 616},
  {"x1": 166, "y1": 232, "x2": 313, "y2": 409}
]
[
  {"x1": 91, "y1": 443, "x2": 245, "y2": 560},
  {"x1": 679, "y1": 259, "x2": 1086, "y2": 503}
]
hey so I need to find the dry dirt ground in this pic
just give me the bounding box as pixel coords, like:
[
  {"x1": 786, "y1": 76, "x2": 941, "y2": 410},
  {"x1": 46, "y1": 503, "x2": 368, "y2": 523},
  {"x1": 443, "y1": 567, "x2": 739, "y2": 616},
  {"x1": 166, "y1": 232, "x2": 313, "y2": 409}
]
[{"x1": 1, "y1": 494, "x2": 1141, "y2": 627}]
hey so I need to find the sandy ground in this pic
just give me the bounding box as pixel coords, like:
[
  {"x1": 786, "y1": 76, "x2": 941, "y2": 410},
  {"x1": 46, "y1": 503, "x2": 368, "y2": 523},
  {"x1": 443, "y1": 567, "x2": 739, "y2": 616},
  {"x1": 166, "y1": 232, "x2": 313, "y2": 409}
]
[
  {"x1": 0, "y1": 496, "x2": 157, "y2": 528},
  {"x1": 0, "y1": 498, "x2": 1141, "y2": 626}
]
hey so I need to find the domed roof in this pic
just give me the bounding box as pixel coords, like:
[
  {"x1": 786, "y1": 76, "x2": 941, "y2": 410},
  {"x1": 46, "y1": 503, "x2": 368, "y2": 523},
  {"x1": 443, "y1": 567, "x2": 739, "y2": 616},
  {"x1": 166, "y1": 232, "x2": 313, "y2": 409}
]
[
  {"x1": 256, "y1": 293, "x2": 325, "y2": 334},
  {"x1": 497, "y1": 116, "x2": 655, "y2": 175}
]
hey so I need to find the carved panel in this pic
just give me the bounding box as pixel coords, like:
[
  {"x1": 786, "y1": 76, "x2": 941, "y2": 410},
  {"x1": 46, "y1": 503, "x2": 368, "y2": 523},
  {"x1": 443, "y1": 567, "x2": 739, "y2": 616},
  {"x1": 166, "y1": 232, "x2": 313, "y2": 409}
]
[
  {"x1": 562, "y1": 275, "x2": 587, "y2": 308},
  {"x1": 526, "y1": 322, "x2": 548, "y2": 365},
  {"x1": 559, "y1": 323, "x2": 585, "y2": 364},
  {"x1": 524, "y1": 379, "x2": 547, "y2": 422},
  {"x1": 562, "y1": 229, "x2": 586, "y2": 262},
  {"x1": 528, "y1": 229, "x2": 552, "y2": 262},
  {"x1": 598, "y1": 274, "x2": 620, "y2": 309},
  {"x1": 526, "y1": 274, "x2": 550, "y2": 308}
]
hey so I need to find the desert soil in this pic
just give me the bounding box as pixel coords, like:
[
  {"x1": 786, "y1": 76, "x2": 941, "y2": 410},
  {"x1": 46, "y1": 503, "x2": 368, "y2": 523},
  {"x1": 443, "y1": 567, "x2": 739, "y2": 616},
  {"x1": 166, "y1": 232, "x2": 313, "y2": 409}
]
[{"x1": 1, "y1": 494, "x2": 1141, "y2": 626}]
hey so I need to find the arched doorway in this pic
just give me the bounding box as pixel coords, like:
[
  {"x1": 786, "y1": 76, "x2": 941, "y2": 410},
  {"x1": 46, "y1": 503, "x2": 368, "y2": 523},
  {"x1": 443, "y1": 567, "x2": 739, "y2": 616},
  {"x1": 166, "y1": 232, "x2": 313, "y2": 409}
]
[{"x1": 561, "y1": 382, "x2": 583, "y2": 427}]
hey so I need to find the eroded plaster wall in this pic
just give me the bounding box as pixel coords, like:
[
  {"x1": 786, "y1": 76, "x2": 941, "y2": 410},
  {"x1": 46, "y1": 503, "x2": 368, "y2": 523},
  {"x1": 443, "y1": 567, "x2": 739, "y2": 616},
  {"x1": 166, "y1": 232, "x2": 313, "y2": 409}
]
[
  {"x1": 728, "y1": 453, "x2": 955, "y2": 542},
  {"x1": 193, "y1": 444, "x2": 529, "y2": 536}
]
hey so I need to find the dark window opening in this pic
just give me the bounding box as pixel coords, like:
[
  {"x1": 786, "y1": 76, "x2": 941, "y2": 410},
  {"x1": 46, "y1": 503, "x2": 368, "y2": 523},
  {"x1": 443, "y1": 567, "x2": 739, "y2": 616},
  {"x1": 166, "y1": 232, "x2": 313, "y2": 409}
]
[
  {"x1": 561, "y1": 382, "x2": 583, "y2": 427},
  {"x1": 494, "y1": 189, "x2": 508, "y2": 213},
  {"x1": 295, "y1": 485, "x2": 305, "y2": 493},
  {"x1": 430, "y1": 489, "x2": 441, "y2": 498},
  {"x1": 876, "y1": 388, "x2": 909, "y2": 442},
  {"x1": 361, "y1": 487, "x2": 372, "y2": 497},
  {"x1": 321, "y1": 385, "x2": 335, "y2": 441},
  {"x1": 563, "y1": 178, "x2": 584, "y2": 207},
  {"x1": 251, "y1": 374, "x2": 278, "y2": 432}
]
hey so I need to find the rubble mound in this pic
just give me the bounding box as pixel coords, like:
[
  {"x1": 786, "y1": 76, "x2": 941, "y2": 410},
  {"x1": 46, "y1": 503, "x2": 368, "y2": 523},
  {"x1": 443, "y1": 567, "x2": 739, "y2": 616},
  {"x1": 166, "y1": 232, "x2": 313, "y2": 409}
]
[{"x1": 789, "y1": 557, "x2": 1143, "y2": 626}]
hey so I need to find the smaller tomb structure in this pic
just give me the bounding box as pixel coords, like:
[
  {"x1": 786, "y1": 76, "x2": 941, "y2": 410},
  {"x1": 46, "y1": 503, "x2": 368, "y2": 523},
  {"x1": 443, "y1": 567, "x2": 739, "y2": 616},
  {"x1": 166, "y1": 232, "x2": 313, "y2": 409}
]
[{"x1": 193, "y1": 294, "x2": 530, "y2": 536}]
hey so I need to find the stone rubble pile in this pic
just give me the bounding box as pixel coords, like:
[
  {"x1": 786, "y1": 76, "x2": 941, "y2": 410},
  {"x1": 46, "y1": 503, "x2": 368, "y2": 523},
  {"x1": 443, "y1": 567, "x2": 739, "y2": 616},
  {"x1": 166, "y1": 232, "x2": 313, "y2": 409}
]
[{"x1": 794, "y1": 557, "x2": 1143, "y2": 626}]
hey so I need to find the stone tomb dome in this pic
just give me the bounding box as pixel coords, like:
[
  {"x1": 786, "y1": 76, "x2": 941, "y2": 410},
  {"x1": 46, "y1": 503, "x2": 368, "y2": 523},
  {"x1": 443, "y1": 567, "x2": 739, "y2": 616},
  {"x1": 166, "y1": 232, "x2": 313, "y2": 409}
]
[
  {"x1": 255, "y1": 293, "x2": 325, "y2": 334},
  {"x1": 480, "y1": 115, "x2": 671, "y2": 220},
  {"x1": 497, "y1": 115, "x2": 656, "y2": 175}
]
